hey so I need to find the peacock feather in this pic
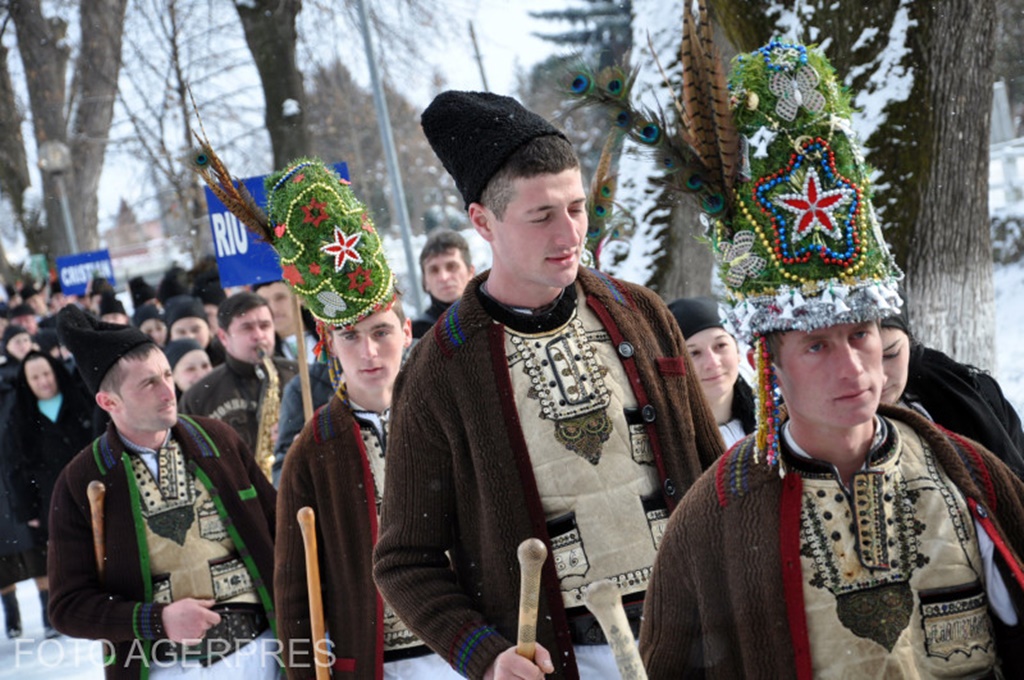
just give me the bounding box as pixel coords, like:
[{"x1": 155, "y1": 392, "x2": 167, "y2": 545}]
[{"x1": 563, "y1": 0, "x2": 739, "y2": 221}]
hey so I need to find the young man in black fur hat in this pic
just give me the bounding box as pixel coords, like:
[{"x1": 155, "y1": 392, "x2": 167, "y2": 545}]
[
  {"x1": 372, "y1": 91, "x2": 723, "y2": 679},
  {"x1": 47, "y1": 306, "x2": 278, "y2": 679}
]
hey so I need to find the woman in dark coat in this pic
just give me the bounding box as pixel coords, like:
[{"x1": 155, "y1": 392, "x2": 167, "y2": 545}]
[
  {"x1": 668, "y1": 297, "x2": 756, "y2": 449},
  {"x1": 880, "y1": 315, "x2": 1024, "y2": 477},
  {"x1": 4, "y1": 350, "x2": 94, "y2": 637}
]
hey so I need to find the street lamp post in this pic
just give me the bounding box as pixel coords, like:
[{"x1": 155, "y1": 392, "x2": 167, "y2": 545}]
[{"x1": 38, "y1": 140, "x2": 80, "y2": 255}]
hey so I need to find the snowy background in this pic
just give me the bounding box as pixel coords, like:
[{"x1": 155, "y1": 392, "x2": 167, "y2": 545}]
[{"x1": 3, "y1": 0, "x2": 1024, "y2": 674}]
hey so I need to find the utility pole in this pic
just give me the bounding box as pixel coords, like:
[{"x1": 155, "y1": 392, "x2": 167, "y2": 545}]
[
  {"x1": 355, "y1": 0, "x2": 423, "y2": 312},
  {"x1": 469, "y1": 21, "x2": 490, "y2": 92}
]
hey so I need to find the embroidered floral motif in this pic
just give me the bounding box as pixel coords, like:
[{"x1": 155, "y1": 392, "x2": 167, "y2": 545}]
[
  {"x1": 835, "y1": 582, "x2": 913, "y2": 652},
  {"x1": 510, "y1": 317, "x2": 613, "y2": 462},
  {"x1": 554, "y1": 412, "x2": 613, "y2": 464}
]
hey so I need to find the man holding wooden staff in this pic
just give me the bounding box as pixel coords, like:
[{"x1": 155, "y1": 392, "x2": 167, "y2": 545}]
[
  {"x1": 46, "y1": 307, "x2": 278, "y2": 679},
  {"x1": 237, "y1": 158, "x2": 460, "y2": 678},
  {"x1": 372, "y1": 91, "x2": 723, "y2": 679}
]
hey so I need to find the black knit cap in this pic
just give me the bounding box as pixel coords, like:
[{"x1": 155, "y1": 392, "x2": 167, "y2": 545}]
[
  {"x1": 192, "y1": 270, "x2": 226, "y2": 307},
  {"x1": 7, "y1": 303, "x2": 34, "y2": 320},
  {"x1": 163, "y1": 295, "x2": 207, "y2": 331},
  {"x1": 56, "y1": 305, "x2": 154, "y2": 394},
  {"x1": 2, "y1": 324, "x2": 29, "y2": 351},
  {"x1": 163, "y1": 338, "x2": 203, "y2": 370},
  {"x1": 421, "y1": 90, "x2": 568, "y2": 208},
  {"x1": 132, "y1": 303, "x2": 164, "y2": 328},
  {"x1": 99, "y1": 291, "x2": 126, "y2": 317},
  {"x1": 667, "y1": 297, "x2": 726, "y2": 340}
]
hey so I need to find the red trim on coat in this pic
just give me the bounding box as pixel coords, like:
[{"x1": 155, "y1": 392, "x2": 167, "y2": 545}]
[
  {"x1": 938, "y1": 425, "x2": 998, "y2": 511},
  {"x1": 487, "y1": 324, "x2": 579, "y2": 680},
  {"x1": 332, "y1": 657, "x2": 357, "y2": 672},
  {"x1": 586, "y1": 293, "x2": 675, "y2": 511},
  {"x1": 969, "y1": 497, "x2": 1024, "y2": 592},
  {"x1": 352, "y1": 423, "x2": 386, "y2": 680},
  {"x1": 779, "y1": 472, "x2": 813, "y2": 680}
]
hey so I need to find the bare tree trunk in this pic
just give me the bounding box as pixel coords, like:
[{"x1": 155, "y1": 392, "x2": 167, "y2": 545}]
[
  {"x1": 10, "y1": 0, "x2": 71, "y2": 257},
  {"x1": 0, "y1": 43, "x2": 29, "y2": 220},
  {"x1": 11, "y1": 0, "x2": 127, "y2": 258},
  {"x1": 708, "y1": 0, "x2": 997, "y2": 369},
  {"x1": 233, "y1": 0, "x2": 309, "y2": 167},
  {"x1": 68, "y1": 0, "x2": 129, "y2": 253}
]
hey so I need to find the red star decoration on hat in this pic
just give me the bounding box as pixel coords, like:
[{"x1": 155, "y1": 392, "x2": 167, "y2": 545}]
[
  {"x1": 774, "y1": 168, "x2": 852, "y2": 241},
  {"x1": 308, "y1": 262, "x2": 321, "y2": 275},
  {"x1": 347, "y1": 266, "x2": 373, "y2": 294},
  {"x1": 321, "y1": 226, "x2": 363, "y2": 271},
  {"x1": 282, "y1": 264, "x2": 305, "y2": 286},
  {"x1": 292, "y1": 173, "x2": 305, "y2": 184},
  {"x1": 302, "y1": 197, "x2": 329, "y2": 228}
]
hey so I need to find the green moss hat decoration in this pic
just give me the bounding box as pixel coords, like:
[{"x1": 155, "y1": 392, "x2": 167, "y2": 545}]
[{"x1": 264, "y1": 158, "x2": 395, "y2": 330}]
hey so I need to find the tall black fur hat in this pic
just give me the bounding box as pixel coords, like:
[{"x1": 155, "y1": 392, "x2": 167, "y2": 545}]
[
  {"x1": 128, "y1": 276, "x2": 157, "y2": 309},
  {"x1": 421, "y1": 91, "x2": 567, "y2": 208},
  {"x1": 56, "y1": 305, "x2": 153, "y2": 394}
]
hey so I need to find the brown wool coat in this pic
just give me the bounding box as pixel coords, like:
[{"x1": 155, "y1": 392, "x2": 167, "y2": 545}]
[
  {"x1": 373, "y1": 269, "x2": 724, "y2": 680},
  {"x1": 275, "y1": 396, "x2": 384, "y2": 680},
  {"x1": 639, "y1": 405, "x2": 1024, "y2": 679},
  {"x1": 47, "y1": 416, "x2": 277, "y2": 680}
]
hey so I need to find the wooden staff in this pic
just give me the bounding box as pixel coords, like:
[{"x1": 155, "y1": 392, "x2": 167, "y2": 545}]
[
  {"x1": 87, "y1": 481, "x2": 106, "y2": 581},
  {"x1": 515, "y1": 538, "x2": 548, "y2": 661},
  {"x1": 583, "y1": 580, "x2": 648, "y2": 680},
  {"x1": 87, "y1": 480, "x2": 114, "y2": 660},
  {"x1": 292, "y1": 294, "x2": 313, "y2": 421},
  {"x1": 297, "y1": 507, "x2": 329, "y2": 680}
]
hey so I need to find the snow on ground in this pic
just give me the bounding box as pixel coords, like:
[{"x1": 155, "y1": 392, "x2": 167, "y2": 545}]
[
  {"x1": 0, "y1": 583, "x2": 103, "y2": 678},
  {"x1": 994, "y1": 259, "x2": 1024, "y2": 416}
]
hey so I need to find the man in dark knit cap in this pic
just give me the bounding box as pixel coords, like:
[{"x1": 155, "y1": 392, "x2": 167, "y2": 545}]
[
  {"x1": 47, "y1": 306, "x2": 278, "y2": 679},
  {"x1": 372, "y1": 91, "x2": 722, "y2": 679}
]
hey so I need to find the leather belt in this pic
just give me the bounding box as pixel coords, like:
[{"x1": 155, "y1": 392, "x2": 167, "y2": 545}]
[{"x1": 151, "y1": 603, "x2": 269, "y2": 667}]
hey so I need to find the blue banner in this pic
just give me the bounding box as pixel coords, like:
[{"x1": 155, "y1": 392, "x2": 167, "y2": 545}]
[
  {"x1": 56, "y1": 249, "x2": 116, "y2": 296},
  {"x1": 205, "y1": 163, "x2": 350, "y2": 288}
]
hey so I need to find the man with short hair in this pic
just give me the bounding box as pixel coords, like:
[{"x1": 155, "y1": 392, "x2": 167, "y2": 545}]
[
  {"x1": 47, "y1": 305, "x2": 277, "y2": 679},
  {"x1": 373, "y1": 91, "x2": 722, "y2": 679},
  {"x1": 254, "y1": 280, "x2": 315, "y2": 361},
  {"x1": 411, "y1": 229, "x2": 475, "y2": 339},
  {"x1": 8, "y1": 303, "x2": 38, "y2": 336},
  {"x1": 179, "y1": 291, "x2": 297, "y2": 460},
  {"x1": 230, "y1": 158, "x2": 463, "y2": 678}
]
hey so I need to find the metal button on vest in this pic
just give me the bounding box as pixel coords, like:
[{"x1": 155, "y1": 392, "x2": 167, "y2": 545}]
[
  {"x1": 976, "y1": 504, "x2": 988, "y2": 519},
  {"x1": 664, "y1": 478, "x2": 676, "y2": 497},
  {"x1": 617, "y1": 341, "x2": 634, "y2": 358},
  {"x1": 641, "y1": 404, "x2": 656, "y2": 422}
]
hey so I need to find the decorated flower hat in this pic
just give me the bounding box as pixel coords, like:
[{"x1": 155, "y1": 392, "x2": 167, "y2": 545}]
[
  {"x1": 569, "y1": 7, "x2": 901, "y2": 464},
  {"x1": 190, "y1": 138, "x2": 396, "y2": 359},
  {"x1": 716, "y1": 40, "x2": 901, "y2": 341},
  {"x1": 262, "y1": 158, "x2": 395, "y2": 330}
]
